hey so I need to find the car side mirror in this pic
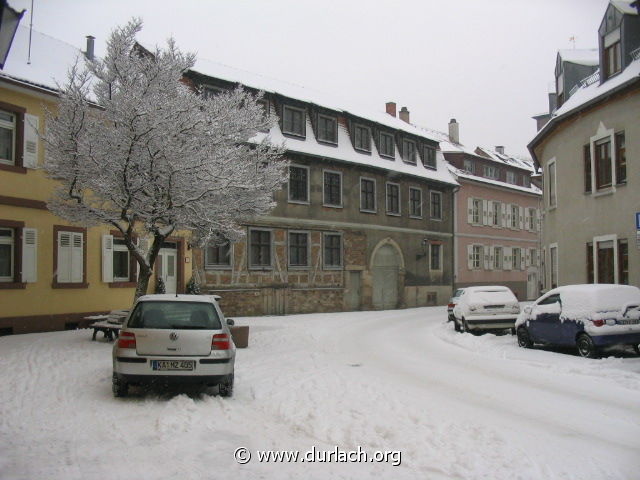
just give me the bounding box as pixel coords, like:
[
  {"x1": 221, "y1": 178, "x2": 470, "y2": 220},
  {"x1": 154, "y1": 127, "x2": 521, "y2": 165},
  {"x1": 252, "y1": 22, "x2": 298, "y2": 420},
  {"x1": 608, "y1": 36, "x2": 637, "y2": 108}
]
[
  {"x1": 226, "y1": 318, "x2": 235, "y2": 326},
  {"x1": 524, "y1": 305, "x2": 532, "y2": 314}
]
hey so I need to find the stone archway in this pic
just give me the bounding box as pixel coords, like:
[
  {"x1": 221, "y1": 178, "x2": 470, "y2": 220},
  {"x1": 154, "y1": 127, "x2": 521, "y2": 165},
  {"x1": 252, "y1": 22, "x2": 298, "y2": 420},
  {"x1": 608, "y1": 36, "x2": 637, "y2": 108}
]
[{"x1": 371, "y1": 240, "x2": 404, "y2": 310}]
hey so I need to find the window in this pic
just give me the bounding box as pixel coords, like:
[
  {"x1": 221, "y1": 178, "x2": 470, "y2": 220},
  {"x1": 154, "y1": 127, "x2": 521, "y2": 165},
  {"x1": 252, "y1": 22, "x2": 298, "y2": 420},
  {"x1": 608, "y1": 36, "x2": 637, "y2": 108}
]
[
  {"x1": 0, "y1": 228, "x2": 14, "y2": 281},
  {"x1": 0, "y1": 110, "x2": 16, "y2": 165},
  {"x1": 583, "y1": 144, "x2": 592, "y2": 192},
  {"x1": 288, "y1": 165, "x2": 309, "y2": 203},
  {"x1": 618, "y1": 239, "x2": 628, "y2": 285},
  {"x1": 282, "y1": 105, "x2": 305, "y2": 137},
  {"x1": 529, "y1": 248, "x2": 537, "y2": 267},
  {"x1": 112, "y1": 238, "x2": 130, "y2": 281},
  {"x1": 205, "y1": 242, "x2": 231, "y2": 268},
  {"x1": 538, "y1": 294, "x2": 561, "y2": 306},
  {"x1": 472, "y1": 199, "x2": 482, "y2": 224},
  {"x1": 386, "y1": 183, "x2": 400, "y2": 215},
  {"x1": 360, "y1": 178, "x2": 376, "y2": 212},
  {"x1": 595, "y1": 138, "x2": 612, "y2": 190},
  {"x1": 556, "y1": 71, "x2": 565, "y2": 108},
  {"x1": 527, "y1": 208, "x2": 536, "y2": 231},
  {"x1": 323, "y1": 170, "x2": 342, "y2": 207},
  {"x1": 317, "y1": 114, "x2": 337, "y2": 144},
  {"x1": 288, "y1": 232, "x2": 309, "y2": 267},
  {"x1": 596, "y1": 239, "x2": 615, "y2": 283},
  {"x1": 548, "y1": 160, "x2": 557, "y2": 208},
  {"x1": 490, "y1": 201, "x2": 501, "y2": 227},
  {"x1": 55, "y1": 227, "x2": 86, "y2": 286},
  {"x1": 463, "y1": 159, "x2": 474, "y2": 174},
  {"x1": 484, "y1": 165, "x2": 499, "y2": 179},
  {"x1": 379, "y1": 132, "x2": 395, "y2": 158},
  {"x1": 506, "y1": 171, "x2": 517, "y2": 185},
  {"x1": 249, "y1": 229, "x2": 271, "y2": 268},
  {"x1": 615, "y1": 132, "x2": 626, "y2": 184},
  {"x1": 409, "y1": 187, "x2": 422, "y2": 218},
  {"x1": 493, "y1": 246, "x2": 503, "y2": 270},
  {"x1": 472, "y1": 245, "x2": 483, "y2": 270},
  {"x1": 549, "y1": 244, "x2": 558, "y2": 289},
  {"x1": 354, "y1": 124, "x2": 371, "y2": 152},
  {"x1": 423, "y1": 146, "x2": 436, "y2": 169},
  {"x1": 401, "y1": 139, "x2": 416, "y2": 164},
  {"x1": 513, "y1": 247, "x2": 522, "y2": 270},
  {"x1": 430, "y1": 191, "x2": 442, "y2": 220},
  {"x1": 604, "y1": 40, "x2": 621, "y2": 79},
  {"x1": 587, "y1": 243, "x2": 594, "y2": 283},
  {"x1": 323, "y1": 233, "x2": 342, "y2": 269},
  {"x1": 430, "y1": 243, "x2": 441, "y2": 270},
  {"x1": 510, "y1": 204, "x2": 519, "y2": 229}
]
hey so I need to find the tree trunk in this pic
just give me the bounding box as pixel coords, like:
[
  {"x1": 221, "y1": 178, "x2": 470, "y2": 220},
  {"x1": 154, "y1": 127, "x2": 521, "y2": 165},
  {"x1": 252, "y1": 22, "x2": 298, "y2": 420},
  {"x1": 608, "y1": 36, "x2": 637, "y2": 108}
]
[{"x1": 134, "y1": 268, "x2": 151, "y2": 301}]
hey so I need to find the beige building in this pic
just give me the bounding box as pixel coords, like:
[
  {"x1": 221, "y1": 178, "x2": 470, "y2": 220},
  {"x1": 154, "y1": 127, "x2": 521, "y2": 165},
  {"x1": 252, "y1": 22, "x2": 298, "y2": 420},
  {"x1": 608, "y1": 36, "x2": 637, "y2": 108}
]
[{"x1": 528, "y1": 0, "x2": 640, "y2": 289}]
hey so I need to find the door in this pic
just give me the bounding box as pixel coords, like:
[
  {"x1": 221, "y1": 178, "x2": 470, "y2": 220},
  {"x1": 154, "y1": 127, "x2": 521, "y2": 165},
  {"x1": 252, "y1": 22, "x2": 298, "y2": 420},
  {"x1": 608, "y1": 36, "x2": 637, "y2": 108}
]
[
  {"x1": 527, "y1": 270, "x2": 538, "y2": 300},
  {"x1": 372, "y1": 244, "x2": 400, "y2": 310},
  {"x1": 157, "y1": 246, "x2": 178, "y2": 294},
  {"x1": 346, "y1": 271, "x2": 362, "y2": 310},
  {"x1": 528, "y1": 293, "x2": 562, "y2": 344}
]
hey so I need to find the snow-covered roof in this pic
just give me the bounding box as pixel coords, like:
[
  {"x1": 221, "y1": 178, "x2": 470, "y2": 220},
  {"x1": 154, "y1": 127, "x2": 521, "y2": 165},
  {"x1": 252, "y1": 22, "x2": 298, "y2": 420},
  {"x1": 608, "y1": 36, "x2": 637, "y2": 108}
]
[
  {"x1": 558, "y1": 48, "x2": 599, "y2": 67},
  {"x1": 0, "y1": 25, "x2": 85, "y2": 93},
  {"x1": 474, "y1": 146, "x2": 536, "y2": 172},
  {"x1": 448, "y1": 165, "x2": 542, "y2": 196},
  {"x1": 611, "y1": 0, "x2": 638, "y2": 15},
  {"x1": 191, "y1": 55, "x2": 457, "y2": 185}
]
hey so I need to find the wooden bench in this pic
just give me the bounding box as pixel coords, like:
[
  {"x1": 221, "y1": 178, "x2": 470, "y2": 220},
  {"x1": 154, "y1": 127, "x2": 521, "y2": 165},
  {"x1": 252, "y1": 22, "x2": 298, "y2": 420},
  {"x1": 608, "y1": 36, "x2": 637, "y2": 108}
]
[{"x1": 86, "y1": 310, "x2": 129, "y2": 341}]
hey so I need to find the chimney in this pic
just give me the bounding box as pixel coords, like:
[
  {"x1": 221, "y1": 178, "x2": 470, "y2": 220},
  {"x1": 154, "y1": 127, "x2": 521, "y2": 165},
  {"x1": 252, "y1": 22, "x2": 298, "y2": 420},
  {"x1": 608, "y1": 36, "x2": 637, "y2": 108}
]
[
  {"x1": 399, "y1": 106, "x2": 410, "y2": 123},
  {"x1": 84, "y1": 35, "x2": 95, "y2": 61},
  {"x1": 448, "y1": 118, "x2": 459, "y2": 144},
  {"x1": 385, "y1": 102, "x2": 397, "y2": 117},
  {"x1": 495, "y1": 146, "x2": 505, "y2": 155}
]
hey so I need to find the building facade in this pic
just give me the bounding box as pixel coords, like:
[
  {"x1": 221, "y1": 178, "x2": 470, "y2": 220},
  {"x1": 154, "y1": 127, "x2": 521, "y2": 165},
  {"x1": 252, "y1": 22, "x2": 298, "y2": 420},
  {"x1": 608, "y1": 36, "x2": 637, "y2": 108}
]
[
  {"x1": 184, "y1": 63, "x2": 458, "y2": 316},
  {"x1": 529, "y1": 0, "x2": 640, "y2": 289},
  {"x1": 436, "y1": 121, "x2": 542, "y2": 300},
  {"x1": 0, "y1": 27, "x2": 193, "y2": 334}
]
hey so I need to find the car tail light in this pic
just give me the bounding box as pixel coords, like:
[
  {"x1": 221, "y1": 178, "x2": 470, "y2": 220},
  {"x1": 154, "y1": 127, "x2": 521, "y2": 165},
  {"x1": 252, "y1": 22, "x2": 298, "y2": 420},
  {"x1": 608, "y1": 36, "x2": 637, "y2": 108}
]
[
  {"x1": 592, "y1": 319, "x2": 605, "y2": 327},
  {"x1": 212, "y1": 333, "x2": 231, "y2": 350},
  {"x1": 118, "y1": 331, "x2": 136, "y2": 348},
  {"x1": 448, "y1": 303, "x2": 455, "y2": 309}
]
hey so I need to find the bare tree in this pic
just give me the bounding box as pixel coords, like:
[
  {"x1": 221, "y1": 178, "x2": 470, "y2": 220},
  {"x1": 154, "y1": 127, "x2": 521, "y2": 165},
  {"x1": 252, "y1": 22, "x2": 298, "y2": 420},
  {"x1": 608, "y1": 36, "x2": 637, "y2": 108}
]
[{"x1": 44, "y1": 19, "x2": 286, "y2": 299}]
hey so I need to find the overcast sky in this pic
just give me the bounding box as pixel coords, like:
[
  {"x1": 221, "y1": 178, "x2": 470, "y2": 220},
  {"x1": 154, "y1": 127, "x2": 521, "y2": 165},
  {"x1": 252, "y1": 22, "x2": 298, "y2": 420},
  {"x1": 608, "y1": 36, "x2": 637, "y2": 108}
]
[{"x1": 10, "y1": 0, "x2": 610, "y2": 156}]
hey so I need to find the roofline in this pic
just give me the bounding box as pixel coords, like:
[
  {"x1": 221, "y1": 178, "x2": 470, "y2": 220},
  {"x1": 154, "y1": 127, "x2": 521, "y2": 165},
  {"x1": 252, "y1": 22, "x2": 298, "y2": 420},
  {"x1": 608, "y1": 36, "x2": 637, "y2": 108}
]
[
  {"x1": 527, "y1": 74, "x2": 640, "y2": 169},
  {"x1": 453, "y1": 172, "x2": 542, "y2": 197}
]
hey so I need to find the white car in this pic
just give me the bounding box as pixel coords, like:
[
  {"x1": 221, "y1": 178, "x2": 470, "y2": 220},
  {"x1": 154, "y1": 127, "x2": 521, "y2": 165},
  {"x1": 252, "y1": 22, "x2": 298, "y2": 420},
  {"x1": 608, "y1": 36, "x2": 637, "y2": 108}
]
[
  {"x1": 112, "y1": 294, "x2": 236, "y2": 397},
  {"x1": 447, "y1": 288, "x2": 466, "y2": 322},
  {"x1": 452, "y1": 286, "x2": 520, "y2": 334}
]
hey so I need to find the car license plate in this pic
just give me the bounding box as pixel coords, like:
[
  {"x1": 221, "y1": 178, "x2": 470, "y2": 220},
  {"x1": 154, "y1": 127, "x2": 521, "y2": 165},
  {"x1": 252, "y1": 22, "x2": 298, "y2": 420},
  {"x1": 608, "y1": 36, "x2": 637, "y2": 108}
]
[{"x1": 151, "y1": 360, "x2": 195, "y2": 371}]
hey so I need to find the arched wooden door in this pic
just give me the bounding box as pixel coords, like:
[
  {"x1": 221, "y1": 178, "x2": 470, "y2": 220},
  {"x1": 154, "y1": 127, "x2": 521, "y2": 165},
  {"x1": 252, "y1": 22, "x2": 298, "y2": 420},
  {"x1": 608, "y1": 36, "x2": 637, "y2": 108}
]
[{"x1": 372, "y1": 244, "x2": 401, "y2": 310}]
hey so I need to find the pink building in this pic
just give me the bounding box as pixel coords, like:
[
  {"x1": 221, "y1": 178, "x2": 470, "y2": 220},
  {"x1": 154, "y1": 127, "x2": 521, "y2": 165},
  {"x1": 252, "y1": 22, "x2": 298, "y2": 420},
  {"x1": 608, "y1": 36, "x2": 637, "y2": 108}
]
[{"x1": 438, "y1": 120, "x2": 543, "y2": 300}]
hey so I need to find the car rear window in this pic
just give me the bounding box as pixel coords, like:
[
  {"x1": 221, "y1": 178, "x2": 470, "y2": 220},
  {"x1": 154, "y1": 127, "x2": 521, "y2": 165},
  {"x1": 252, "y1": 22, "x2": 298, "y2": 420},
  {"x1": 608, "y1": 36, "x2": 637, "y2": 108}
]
[
  {"x1": 127, "y1": 302, "x2": 222, "y2": 330},
  {"x1": 468, "y1": 290, "x2": 516, "y2": 304}
]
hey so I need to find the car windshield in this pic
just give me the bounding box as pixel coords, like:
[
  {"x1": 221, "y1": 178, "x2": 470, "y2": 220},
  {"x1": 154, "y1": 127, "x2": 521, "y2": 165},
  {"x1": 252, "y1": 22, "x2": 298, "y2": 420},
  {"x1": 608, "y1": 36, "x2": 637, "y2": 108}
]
[{"x1": 127, "y1": 301, "x2": 222, "y2": 330}]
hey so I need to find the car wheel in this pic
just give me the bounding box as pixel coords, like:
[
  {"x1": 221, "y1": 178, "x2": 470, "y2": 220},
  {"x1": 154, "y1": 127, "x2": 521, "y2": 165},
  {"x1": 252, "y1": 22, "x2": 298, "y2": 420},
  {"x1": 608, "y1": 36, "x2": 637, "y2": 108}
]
[
  {"x1": 453, "y1": 318, "x2": 461, "y2": 332},
  {"x1": 112, "y1": 373, "x2": 128, "y2": 398},
  {"x1": 633, "y1": 344, "x2": 640, "y2": 356},
  {"x1": 576, "y1": 334, "x2": 599, "y2": 359},
  {"x1": 461, "y1": 319, "x2": 469, "y2": 334},
  {"x1": 517, "y1": 327, "x2": 533, "y2": 348},
  {"x1": 219, "y1": 374, "x2": 234, "y2": 398}
]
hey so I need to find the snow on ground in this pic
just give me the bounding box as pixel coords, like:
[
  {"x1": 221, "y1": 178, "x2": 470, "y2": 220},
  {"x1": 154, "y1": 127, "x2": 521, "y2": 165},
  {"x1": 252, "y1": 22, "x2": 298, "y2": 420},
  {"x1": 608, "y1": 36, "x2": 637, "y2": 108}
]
[{"x1": 1, "y1": 307, "x2": 639, "y2": 480}]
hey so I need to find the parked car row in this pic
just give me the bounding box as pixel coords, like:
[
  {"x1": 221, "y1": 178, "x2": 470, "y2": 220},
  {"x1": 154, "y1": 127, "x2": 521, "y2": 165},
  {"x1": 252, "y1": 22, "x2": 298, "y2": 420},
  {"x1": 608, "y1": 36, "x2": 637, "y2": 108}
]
[{"x1": 450, "y1": 284, "x2": 640, "y2": 358}]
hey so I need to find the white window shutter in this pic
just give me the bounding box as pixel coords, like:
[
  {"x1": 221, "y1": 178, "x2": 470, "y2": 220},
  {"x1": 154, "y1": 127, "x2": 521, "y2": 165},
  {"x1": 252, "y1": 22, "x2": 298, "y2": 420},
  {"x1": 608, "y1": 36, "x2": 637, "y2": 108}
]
[
  {"x1": 467, "y1": 244, "x2": 474, "y2": 269},
  {"x1": 21, "y1": 228, "x2": 37, "y2": 282},
  {"x1": 467, "y1": 197, "x2": 474, "y2": 224},
  {"x1": 520, "y1": 248, "x2": 526, "y2": 271},
  {"x1": 519, "y1": 206, "x2": 524, "y2": 230},
  {"x1": 525, "y1": 249, "x2": 531, "y2": 268},
  {"x1": 483, "y1": 245, "x2": 490, "y2": 270},
  {"x1": 23, "y1": 114, "x2": 39, "y2": 169},
  {"x1": 489, "y1": 247, "x2": 495, "y2": 270},
  {"x1": 102, "y1": 234, "x2": 114, "y2": 283},
  {"x1": 486, "y1": 201, "x2": 493, "y2": 226},
  {"x1": 71, "y1": 232, "x2": 83, "y2": 283},
  {"x1": 57, "y1": 232, "x2": 71, "y2": 283},
  {"x1": 501, "y1": 202, "x2": 507, "y2": 228},
  {"x1": 482, "y1": 200, "x2": 489, "y2": 225},
  {"x1": 524, "y1": 209, "x2": 531, "y2": 232},
  {"x1": 504, "y1": 246, "x2": 512, "y2": 270}
]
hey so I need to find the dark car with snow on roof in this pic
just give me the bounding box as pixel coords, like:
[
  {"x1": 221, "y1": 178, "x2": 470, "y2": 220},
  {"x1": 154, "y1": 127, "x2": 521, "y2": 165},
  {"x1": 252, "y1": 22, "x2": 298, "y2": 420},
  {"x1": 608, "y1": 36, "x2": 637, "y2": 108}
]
[{"x1": 515, "y1": 284, "x2": 640, "y2": 358}]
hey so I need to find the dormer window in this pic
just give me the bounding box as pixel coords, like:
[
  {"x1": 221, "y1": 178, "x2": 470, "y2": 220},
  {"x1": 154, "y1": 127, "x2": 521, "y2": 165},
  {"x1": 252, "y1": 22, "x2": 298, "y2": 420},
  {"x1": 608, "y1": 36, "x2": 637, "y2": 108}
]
[
  {"x1": 506, "y1": 171, "x2": 517, "y2": 185},
  {"x1": 317, "y1": 114, "x2": 337, "y2": 144},
  {"x1": 556, "y1": 71, "x2": 564, "y2": 107},
  {"x1": 401, "y1": 139, "x2": 416, "y2": 164},
  {"x1": 379, "y1": 132, "x2": 395, "y2": 158},
  {"x1": 463, "y1": 159, "x2": 474, "y2": 174},
  {"x1": 484, "y1": 165, "x2": 499, "y2": 180},
  {"x1": 423, "y1": 145, "x2": 436, "y2": 169},
  {"x1": 604, "y1": 32, "x2": 621, "y2": 78},
  {"x1": 354, "y1": 124, "x2": 371, "y2": 152},
  {"x1": 283, "y1": 105, "x2": 306, "y2": 138}
]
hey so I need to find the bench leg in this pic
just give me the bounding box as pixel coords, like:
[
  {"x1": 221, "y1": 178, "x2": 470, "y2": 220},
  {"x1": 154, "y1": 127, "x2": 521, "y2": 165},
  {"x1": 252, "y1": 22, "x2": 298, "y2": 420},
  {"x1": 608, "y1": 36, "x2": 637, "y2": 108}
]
[{"x1": 92, "y1": 329, "x2": 98, "y2": 341}]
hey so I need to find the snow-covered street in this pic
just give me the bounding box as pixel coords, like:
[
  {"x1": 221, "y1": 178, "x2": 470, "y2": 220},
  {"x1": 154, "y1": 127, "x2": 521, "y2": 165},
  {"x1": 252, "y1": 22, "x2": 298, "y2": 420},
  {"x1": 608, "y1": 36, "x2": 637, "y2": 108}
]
[{"x1": 1, "y1": 306, "x2": 639, "y2": 480}]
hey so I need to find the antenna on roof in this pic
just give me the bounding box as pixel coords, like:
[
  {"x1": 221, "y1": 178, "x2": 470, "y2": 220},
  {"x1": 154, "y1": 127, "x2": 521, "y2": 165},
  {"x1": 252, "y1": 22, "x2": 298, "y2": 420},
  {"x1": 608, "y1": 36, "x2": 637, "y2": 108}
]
[{"x1": 27, "y1": 0, "x2": 33, "y2": 64}]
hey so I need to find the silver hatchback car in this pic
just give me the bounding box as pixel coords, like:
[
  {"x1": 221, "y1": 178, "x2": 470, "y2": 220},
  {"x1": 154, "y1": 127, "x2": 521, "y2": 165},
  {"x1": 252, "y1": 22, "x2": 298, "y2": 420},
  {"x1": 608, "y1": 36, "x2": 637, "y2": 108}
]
[{"x1": 112, "y1": 294, "x2": 236, "y2": 397}]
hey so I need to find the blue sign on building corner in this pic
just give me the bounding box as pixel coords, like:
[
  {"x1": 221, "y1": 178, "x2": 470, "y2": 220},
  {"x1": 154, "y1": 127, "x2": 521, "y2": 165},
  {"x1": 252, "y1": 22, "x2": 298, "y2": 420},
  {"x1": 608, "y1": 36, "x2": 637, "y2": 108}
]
[{"x1": 636, "y1": 212, "x2": 640, "y2": 230}]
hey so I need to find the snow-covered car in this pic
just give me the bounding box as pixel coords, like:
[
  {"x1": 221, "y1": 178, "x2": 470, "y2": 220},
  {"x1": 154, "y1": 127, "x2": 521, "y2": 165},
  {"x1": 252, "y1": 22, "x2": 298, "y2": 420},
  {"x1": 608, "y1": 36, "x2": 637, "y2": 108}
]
[
  {"x1": 112, "y1": 294, "x2": 236, "y2": 397},
  {"x1": 515, "y1": 284, "x2": 640, "y2": 358},
  {"x1": 447, "y1": 288, "x2": 466, "y2": 322},
  {"x1": 452, "y1": 286, "x2": 520, "y2": 334}
]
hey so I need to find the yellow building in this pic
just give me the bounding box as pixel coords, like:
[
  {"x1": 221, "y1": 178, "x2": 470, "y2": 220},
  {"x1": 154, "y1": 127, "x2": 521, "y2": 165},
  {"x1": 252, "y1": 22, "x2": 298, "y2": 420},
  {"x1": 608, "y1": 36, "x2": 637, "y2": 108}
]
[{"x1": 0, "y1": 27, "x2": 192, "y2": 334}]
